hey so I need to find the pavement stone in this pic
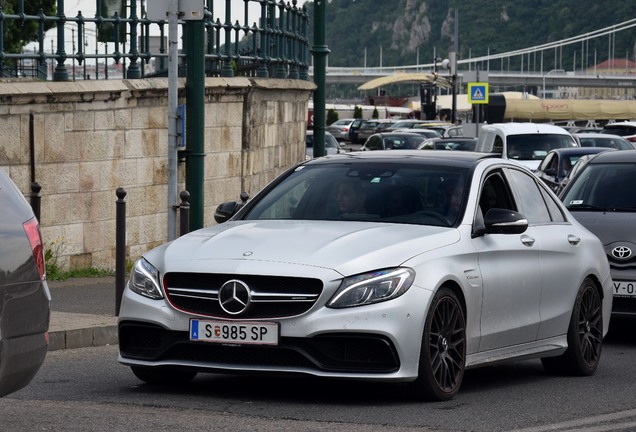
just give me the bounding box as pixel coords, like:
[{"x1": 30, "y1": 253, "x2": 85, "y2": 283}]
[{"x1": 48, "y1": 276, "x2": 119, "y2": 351}]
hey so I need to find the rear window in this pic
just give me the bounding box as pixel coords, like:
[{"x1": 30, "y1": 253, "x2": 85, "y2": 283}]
[{"x1": 600, "y1": 125, "x2": 636, "y2": 136}]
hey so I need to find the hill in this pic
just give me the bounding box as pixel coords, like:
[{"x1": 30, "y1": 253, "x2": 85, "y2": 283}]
[{"x1": 304, "y1": 0, "x2": 636, "y2": 71}]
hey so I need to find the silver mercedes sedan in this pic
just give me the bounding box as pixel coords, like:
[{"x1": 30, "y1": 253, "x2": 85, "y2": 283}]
[{"x1": 118, "y1": 151, "x2": 612, "y2": 401}]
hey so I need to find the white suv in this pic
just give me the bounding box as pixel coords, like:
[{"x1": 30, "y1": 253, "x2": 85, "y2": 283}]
[{"x1": 475, "y1": 123, "x2": 578, "y2": 170}]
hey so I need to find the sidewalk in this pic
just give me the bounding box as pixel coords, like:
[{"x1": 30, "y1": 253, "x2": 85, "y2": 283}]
[{"x1": 48, "y1": 276, "x2": 119, "y2": 351}]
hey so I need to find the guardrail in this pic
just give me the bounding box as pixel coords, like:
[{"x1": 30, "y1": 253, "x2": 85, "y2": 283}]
[{"x1": 0, "y1": 0, "x2": 310, "y2": 81}]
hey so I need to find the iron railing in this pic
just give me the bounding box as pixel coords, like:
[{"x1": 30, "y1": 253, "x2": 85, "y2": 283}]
[{"x1": 0, "y1": 0, "x2": 310, "y2": 81}]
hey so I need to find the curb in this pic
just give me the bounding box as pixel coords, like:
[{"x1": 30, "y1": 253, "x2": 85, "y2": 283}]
[
  {"x1": 48, "y1": 311, "x2": 119, "y2": 351},
  {"x1": 48, "y1": 326, "x2": 118, "y2": 351}
]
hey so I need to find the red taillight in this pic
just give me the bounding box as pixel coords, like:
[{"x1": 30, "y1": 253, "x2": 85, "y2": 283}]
[
  {"x1": 23, "y1": 217, "x2": 45, "y2": 280},
  {"x1": 627, "y1": 136, "x2": 636, "y2": 143}
]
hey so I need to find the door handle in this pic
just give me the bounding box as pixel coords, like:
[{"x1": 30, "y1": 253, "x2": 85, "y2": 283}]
[
  {"x1": 520, "y1": 235, "x2": 535, "y2": 247},
  {"x1": 567, "y1": 234, "x2": 581, "y2": 245}
]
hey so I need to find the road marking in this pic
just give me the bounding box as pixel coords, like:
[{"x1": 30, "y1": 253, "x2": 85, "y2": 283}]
[{"x1": 508, "y1": 408, "x2": 636, "y2": 432}]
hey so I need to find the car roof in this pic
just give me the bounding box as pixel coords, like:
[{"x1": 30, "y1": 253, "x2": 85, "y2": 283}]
[
  {"x1": 547, "y1": 147, "x2": 613, "y2": 156},
  {"x1": 573, "y1": 132, "x2": 628, "y2": 139},
  {"x1": 586, "y1": 149, "x2": 636, "y2": 163},
  {"x1": 305, "y1": 149, "x2": 500, "y2": 169},
  {"x1": 424, "y1": 137, "x2": 476, "y2": 142},
  {"x1": 483, "y1": 122, "x2": 572, "y2": 135},
  {"x1": 602, "y1": 121, "x2": 636, "y2": 127}
]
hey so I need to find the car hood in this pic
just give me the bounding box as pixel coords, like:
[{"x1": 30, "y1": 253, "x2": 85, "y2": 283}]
[
  {"x1": 146, "y1": 220, "x2": 459, "y2": 276},
  {"x1": 568, "y1": 210, "x2": 636, "y2": 247}
]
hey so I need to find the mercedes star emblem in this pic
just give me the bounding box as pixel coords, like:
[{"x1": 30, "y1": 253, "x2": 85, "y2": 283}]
[{"x1": 218, "y1": 279, "x2": 251, "y2": 315}]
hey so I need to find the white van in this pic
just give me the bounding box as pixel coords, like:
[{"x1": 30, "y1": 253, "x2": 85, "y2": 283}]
[{"x1": 475, "y1": 123, "x2": 578, "y2": 170}]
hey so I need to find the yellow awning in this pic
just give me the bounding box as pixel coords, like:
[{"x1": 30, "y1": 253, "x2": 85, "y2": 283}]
[{"x1": 357, "y1": 73, "x2": 452, "y2": 91}]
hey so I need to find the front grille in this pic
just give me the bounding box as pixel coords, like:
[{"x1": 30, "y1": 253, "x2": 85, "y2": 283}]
[
  {"x1": 613, "y1": 296, "x2": 636, "y2": 314},
  {"x1": 164, "y1": 272, "x2": 323, "y2": 319},
  {"x1": 119, "y1": 322, "x2": 400, "y2": 373}
]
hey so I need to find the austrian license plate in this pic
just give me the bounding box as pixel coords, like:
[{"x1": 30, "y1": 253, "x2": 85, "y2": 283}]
[
  {"x1": 190, "y1": 319, "x2": 279, "y2": 345},
  {"x1": 612, "y1": 281, "x2": 636, "y2": 298}
]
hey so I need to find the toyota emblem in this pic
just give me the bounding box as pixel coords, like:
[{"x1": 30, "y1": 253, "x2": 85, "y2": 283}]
[
  {"x1": 218, "y1": 279, "x2": 251, "y2": 315},
  {"x1": 612, "y1": 246, "x2": 632, "y2": 260}
]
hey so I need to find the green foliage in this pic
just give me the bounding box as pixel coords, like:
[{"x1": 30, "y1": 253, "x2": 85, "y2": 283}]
[
  {"x1": 372, "y1": 106, "x2": 379, "y2": 119},
  {"x1": 304, "y1": 0, "x2": 636, "y2": 71},
  {"x1": 2, "y1": 0, "x2": 56, "y2": 54},
  {"x1": 353, "y1": 105, "x2": 363, "y2": 118},
  {"x1": 44, "y1": 236, "x2": 114, "y2": 281},
  {"x1": 327, "y1": 108, "x2": 339, "y2": 125}
]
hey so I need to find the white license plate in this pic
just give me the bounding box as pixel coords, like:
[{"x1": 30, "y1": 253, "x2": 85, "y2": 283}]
[
  {"x1": 190, "y1": 319, "x2": 279, "y2": 345},
  {"x1": 612, "y1": 281, "x2": 636, "y2": 298}
]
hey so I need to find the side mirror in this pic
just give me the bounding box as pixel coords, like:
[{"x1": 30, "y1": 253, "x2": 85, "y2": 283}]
[
  {"x1": 214, "y1": 192, "x2": 250, "y2": 224},
  {"x1": 214, "y1": 201, "x2": 241, "y2": 224},
  {"x1": 484, "y1": 208, "x2": 528, "y2": 234}
]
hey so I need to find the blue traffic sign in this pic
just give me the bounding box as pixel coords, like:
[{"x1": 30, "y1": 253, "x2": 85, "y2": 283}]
[{"x1": 468, "y1": 82, "x2": 489, "y2": 104}]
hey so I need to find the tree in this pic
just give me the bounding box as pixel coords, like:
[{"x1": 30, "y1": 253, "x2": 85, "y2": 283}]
[
  {"x1": 372, "y1": 106, "x2": 379, "y2": 119},
  {"x1": 326, "y1": 108, "x2": 339, "y2": 125},
  {"x1": 353, "y1": 105, "x2": 363, "y2": 119},
  {"x1": 2, "y1": 0, "x2": 57, "y2": 54}
]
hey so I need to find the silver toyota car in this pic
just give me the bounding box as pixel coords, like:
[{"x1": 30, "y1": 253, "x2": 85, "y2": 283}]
[{"x1": 119, "y1": 151, "x2": 612, "y2": 401}]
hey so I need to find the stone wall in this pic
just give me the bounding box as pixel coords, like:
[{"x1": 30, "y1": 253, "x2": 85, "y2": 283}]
[{"x1": 0, "y1": 78, "x2": 315, "y2": 271}]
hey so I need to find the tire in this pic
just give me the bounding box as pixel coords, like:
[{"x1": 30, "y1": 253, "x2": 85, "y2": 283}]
[
  {"x1": 541, "y1": 277, "x2": 603, "y2": 376},
  {"x1": 131, "y1": 366, "x2": 197, "y2": 386},
  {"x1": 408, "y1": 287, "x2": 466, "y2": 401}
]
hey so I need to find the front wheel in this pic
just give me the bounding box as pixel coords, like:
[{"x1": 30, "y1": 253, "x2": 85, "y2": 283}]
[
  {"x1": 408, "y1": 287, "x2": 466, "y2": 401},
  {"x1": 541, "y1": 277, "x2": 603, "y2": 375},
  {"x1": 131, "y1": 366, "x2": 197, "y2": 386}
]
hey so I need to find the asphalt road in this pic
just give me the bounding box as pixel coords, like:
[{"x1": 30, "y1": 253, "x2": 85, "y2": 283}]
[{"x1": 3, "y1": 319, "x2": 635, "y2": 432}]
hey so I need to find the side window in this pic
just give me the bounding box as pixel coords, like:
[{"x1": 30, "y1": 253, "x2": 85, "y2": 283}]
[
  {"x1": 479, "y1": 171, "x2": 516, "y2": 216},
  {"x1": 538, "y1": 153, "x2": 555, "y2": 173},
  {"x1": 366, "y1": 136, "x2": 383, "y2": 150},
  {"x1": 539, "y1": 186, "x2": 567, "y2": 222},
  {"x1": 504, "y1": 168, "x2": 552, "y2": 224},
  {"x1": 493, "y1": 135, "x2": 504, "y2": 154}
]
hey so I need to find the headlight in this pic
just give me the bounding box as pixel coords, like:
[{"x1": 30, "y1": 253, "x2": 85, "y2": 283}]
[
  {"x1": 327, "y1": 268, "x2": 415, "y2": 309},
  {"x1": 128, "y1": 258, "x2": 164, "y2": 300}
]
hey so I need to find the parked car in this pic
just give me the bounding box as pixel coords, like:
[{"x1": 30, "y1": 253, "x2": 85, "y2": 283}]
[
  {"x1": 0, "y1": 168, "x2": 50, "y2": 397},
  {"x1": 559, "y1": 150, "x2": 636, "y2": 317},
  {"x1": 534, "y1": 147, "x2": 616, "y2": 192},
  {"x1": 418, "y1": 137, "x2": 477, "y2": 151},
  {"x1": 119, "y1": 151, "x2": 612, "y2": 401},
  {"x1": 573, "y1": 133, "x2": 636, "y2": 150},
  {"x1": 474, "y1": 122, "x2": 578, "y2": 170},
  {"x1": 361, "y1": 132, "x2": 427, "y2": 150},
  {"x1": 599, "y1": 121, "x2": 636, "y2": 143},
  {"x1": 384, "y1": 119, "x2": 428, "y2": 131},
  {"x1": 557, "y1": 153, "x2": 600, "y2": 194},
  {"x1": 326, "y1": 118, "x2": 357, "y2": 142},
  {"x1": 392, "y1": 128, "x2": 442, "y2": 139},
  {"x1": 414, "y1": 123, "x2": 464, "y2": 137},
  {"x1": 305, "y1": 130, "x2": 343, "y2": 158},
  {"x1": 356, "y1": 119, "x2": 395, "y2": 143},
  {"x1": 561, "y1": 126, "x2": 602, "y2": 134},
  {"x1": 348, "y1": 118, "x2": 365, "y2": 144}
]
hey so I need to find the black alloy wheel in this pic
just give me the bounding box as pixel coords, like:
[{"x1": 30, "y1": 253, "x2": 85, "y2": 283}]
[
  {"x1": 408, "y1": 287, "x2": 466, "y2": 401},
  {"x1": 541, "y1": 277, "x2": 603, "y2": 375}
]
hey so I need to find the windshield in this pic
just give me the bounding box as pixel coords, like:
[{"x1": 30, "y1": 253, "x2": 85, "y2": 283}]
[
  {"x1": 561, "y1": 162, "x2": 636, "y2": 211},
  {"x1": 243, "y1": 162, "x2": 469, "y2": 227},
  {"x1": 507, "y1": 134, "x2": 576, "y2": 161}
]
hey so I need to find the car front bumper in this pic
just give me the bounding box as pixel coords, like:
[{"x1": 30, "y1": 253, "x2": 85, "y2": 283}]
[{"x1": 117, "y1": 282, "x2": 432, "y2": 381}]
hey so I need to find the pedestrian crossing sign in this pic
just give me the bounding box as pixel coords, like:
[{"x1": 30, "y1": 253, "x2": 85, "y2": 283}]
[{"x1": 468, "y1": 82, "x2": 489, "y2": 104}]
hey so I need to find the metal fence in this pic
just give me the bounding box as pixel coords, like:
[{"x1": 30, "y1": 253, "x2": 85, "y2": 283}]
[{"x1": 0, "y1": 0, "x2": 310, "y2": 81}]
